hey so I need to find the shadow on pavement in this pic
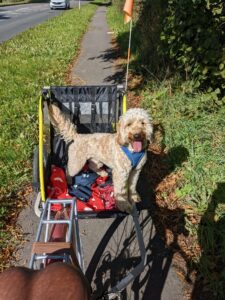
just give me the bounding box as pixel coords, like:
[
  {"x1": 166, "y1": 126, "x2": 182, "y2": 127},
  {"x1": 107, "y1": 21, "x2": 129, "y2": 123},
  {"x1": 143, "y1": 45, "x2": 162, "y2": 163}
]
[
  {"x1": 88, "y1": 47, "x2": 125, "y2": 85},
  {"x1": 90, "y1": 1, "x2": 112, "y2": 7}
]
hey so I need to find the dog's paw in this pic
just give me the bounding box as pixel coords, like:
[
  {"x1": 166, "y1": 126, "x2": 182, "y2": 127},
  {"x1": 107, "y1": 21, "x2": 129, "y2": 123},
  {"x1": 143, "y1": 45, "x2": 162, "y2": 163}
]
[
  {"x1": 97, "y1": 169, "x2": 108, "y2": 177},
  {"x1": 130, "y1": 193, "x2": 141, "y2": 203},
  {"x1": 116, "y1": 199, "x2": 134, "y2": 214}
]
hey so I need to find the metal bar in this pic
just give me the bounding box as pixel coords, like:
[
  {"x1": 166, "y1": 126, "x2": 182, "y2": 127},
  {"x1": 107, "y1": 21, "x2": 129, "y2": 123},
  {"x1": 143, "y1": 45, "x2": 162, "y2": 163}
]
[
  {"x1": 67, "y1": 198, "x2": 75, "y2": 242},
  {"x1": 74, "y1": 199, "x2": 85, "y2": 272},
  {"x1": 33, "y1": 254, "x2": 68, "y2": 260},
  {"x1": 41, "y1": 220, "x2": 71, "y2": 225},
  {"x1": 47, "y1": 199, "x2": 74, "y2": 204},
  {"x1": 44, "y1": 202, "x2": 51, "y2": 242},
  {"x1": 29, "y1": 254, "x2": 35, "y2": 269},
  {"x1": 30, "y1": 202, "x2": 48, "y2": 268},
  {"x1": 43, "y1": 202, "x2": 52, "y2": 266},
  {"x1": 125, "y1": 19, "x2": 133, "y2": 91}
]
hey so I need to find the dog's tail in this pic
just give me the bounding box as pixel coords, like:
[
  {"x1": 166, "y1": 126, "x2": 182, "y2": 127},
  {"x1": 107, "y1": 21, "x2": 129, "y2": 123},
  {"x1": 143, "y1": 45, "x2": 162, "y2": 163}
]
[{"x1": 48, "y1": 104, "x2": 77, "y2": 143}]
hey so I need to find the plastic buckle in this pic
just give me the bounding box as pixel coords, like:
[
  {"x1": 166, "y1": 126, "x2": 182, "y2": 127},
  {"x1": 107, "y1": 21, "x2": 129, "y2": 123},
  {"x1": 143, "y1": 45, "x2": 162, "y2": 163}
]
[
  {"x1": 91, "y1": 103, "x2": 96, "y2": 113},
  {"x1": 105, "y1": 292, "x2": 121, "y2": 300},
  {"x1": 74, "y1": 105, "x2": 80, "y2": 117}
]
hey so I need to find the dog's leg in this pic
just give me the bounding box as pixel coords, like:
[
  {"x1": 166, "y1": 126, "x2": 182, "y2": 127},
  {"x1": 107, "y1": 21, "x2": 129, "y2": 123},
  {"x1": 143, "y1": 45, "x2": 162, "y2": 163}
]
[
  {"x1": 128, "y1": 155, "x2": 147, "y2": 203},
  {"x1": 67, "y1": 157, "x2": 87, "y2": 177},
  {"x1": 113, "y1": 169, "x2": 134, "y2": 213},
  {"x1": 88, "y1": 159, "x2": 108, "y2": 177},
  {"x1": 128, "y1": 169, "x2": 142, "y2": 203}
]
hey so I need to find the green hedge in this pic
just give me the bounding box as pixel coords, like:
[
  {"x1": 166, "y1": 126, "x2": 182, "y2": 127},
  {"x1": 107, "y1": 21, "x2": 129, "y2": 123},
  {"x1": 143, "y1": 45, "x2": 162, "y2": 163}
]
[{"x1": 161, "y1": 0, "x2": 225, "y2": 93}]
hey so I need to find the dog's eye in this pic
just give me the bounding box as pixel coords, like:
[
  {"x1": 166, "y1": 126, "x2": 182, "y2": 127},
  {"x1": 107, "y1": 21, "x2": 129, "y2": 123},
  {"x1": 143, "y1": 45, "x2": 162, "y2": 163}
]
[
  {"x1": 127, "y1": 122, "x2": 132, "y2": 127},
  {"x1": 141, "y1": 121, "x2": 145, "y2": 125}
]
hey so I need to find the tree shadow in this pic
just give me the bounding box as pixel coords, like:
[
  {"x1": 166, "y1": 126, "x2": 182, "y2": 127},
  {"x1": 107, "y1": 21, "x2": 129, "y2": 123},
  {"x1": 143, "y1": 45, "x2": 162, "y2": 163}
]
[
  {"x1": 90, "y1": 1, "x2": 112, "y2": 7},
  {"x1": 88, "y1": 46, "x2": 126, "y2": 85},
  {"x1": 86, "y1": 129, "x2": 190, "y2": 299},
  {"x1": 192, "y1": 182, "x2": 225, "y2": 300}
]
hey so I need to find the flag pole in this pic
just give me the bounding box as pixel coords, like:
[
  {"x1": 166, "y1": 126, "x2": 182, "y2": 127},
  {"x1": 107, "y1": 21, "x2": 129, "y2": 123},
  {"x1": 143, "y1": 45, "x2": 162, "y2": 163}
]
[{"x1": 125, "y1": 19, "x2": 132, "y2": 91}]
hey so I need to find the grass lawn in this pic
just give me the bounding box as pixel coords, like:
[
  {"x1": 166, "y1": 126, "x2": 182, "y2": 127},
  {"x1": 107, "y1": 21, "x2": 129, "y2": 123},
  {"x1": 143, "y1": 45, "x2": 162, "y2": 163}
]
[
  {"x1": 141, "y1": 81, "x2": 225, "y2": 300},
  {"x1": 107, "y1": 3, "x2": 225, "y2": 299},
  {"x1": 0, "y1": 3, "x2": 98, "y2": 268}
]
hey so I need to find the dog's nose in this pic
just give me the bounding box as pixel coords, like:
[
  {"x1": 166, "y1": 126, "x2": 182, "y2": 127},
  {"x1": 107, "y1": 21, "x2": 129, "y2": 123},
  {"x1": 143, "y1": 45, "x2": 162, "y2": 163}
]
[{"x1": 134, "y1": 133, "x2": 141, "y2": 140}]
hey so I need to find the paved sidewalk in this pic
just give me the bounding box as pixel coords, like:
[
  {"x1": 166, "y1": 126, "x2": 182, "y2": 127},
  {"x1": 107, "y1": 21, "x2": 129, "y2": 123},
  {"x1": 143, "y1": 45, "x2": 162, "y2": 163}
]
[{"x1": 71, "y1": 5, "x2": 124, "y2": 85}]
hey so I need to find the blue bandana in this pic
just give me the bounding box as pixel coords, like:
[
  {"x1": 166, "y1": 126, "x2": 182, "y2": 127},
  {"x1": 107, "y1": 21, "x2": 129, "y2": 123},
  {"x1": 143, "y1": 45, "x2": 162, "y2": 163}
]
[{"x1": 121, "y1": 146, "x2": 145, "y2": 168}]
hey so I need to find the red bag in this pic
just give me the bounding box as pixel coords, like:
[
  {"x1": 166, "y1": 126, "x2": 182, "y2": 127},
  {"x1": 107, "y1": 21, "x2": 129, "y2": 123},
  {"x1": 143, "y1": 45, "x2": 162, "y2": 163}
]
[{"x1": 47, "y1": 166, "x2": 71, "y2": 211}]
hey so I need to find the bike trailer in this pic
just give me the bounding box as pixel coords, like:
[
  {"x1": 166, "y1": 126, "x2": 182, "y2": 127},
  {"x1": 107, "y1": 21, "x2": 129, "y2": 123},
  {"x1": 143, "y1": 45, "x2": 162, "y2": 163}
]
[{"x1": 31, "y1": 85, "x2": 147, "y2": 299}]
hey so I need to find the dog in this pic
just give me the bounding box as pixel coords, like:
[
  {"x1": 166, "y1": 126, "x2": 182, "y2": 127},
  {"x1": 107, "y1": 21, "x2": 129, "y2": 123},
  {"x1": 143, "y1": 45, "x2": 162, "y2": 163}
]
[
  {"x1": 0, "y1": 262, "x2": 90, "y2": 300},
  {"x1": 48, "y1": 105, "x2": 153, "y2": 213}
]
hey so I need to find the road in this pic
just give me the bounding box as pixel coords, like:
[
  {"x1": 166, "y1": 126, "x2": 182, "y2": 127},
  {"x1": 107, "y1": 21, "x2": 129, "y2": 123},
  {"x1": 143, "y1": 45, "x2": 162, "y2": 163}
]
[{"x1": 0, "y1": 0, "x2": 89, "y2": 43}]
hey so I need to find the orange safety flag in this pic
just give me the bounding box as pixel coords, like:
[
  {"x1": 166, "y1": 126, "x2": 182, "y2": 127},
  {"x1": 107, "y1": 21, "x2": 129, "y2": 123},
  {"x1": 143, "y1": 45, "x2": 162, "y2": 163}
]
[{"x1": 123, "y1": 0, "x2": 134, "y2": 24}]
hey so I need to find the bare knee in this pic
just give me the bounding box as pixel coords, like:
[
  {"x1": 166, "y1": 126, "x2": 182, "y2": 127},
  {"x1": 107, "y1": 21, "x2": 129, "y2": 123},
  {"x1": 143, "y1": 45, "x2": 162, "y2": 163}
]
[
  {"x1": 0, "y1": 264, "x2": 90, "y2": 300},
  {"x1": 31, "y1": 263, "x2": 91, "y2": 300},
  {"x1": 0, "y1": 267, "x2": 32, "y2": 300}
]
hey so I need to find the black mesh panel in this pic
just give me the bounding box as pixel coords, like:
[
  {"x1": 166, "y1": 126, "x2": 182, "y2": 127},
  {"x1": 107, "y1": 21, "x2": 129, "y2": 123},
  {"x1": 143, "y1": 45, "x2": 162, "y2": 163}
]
[{"x1": 44, "y1": 85, "x2": 120, "y2": 167}]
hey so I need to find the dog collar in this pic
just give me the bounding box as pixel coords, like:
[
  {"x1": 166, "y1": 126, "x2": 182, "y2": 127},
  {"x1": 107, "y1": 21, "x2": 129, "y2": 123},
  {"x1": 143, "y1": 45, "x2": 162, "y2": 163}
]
[{"x1": 121, "y1": 146, "x2": 145, "y2": 168}]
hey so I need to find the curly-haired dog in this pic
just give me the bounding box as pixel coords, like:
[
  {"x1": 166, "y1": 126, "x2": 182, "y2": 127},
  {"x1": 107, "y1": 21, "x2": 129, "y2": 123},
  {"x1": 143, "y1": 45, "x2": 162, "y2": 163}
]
[{"x1": 48, "y1": 105, "x2": 153, "y2": 213}]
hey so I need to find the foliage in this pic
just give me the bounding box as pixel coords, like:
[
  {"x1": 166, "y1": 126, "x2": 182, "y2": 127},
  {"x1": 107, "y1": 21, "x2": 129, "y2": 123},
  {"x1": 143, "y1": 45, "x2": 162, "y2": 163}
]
[
  {"x1": 161, "y1": 0, "x2": 225, "y2": 93},
  {"x1": 142, "y1": 81, "x2": 225, "y2": 299},
  {"x1": 133, "y1": 0, "x2": 168, "y2": 75}
]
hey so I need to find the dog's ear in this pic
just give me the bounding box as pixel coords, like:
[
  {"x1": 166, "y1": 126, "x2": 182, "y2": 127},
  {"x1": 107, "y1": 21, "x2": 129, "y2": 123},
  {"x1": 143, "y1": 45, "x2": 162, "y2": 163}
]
[{"x1": 116, "y1": 117, "x2": 127, "y2": 146}]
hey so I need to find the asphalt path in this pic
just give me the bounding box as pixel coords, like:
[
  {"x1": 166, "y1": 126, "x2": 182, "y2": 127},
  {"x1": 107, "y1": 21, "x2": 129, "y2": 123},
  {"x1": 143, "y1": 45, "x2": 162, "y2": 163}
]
[{"x1": 0, "y1": 0, "x2": 90, "y2": 43}]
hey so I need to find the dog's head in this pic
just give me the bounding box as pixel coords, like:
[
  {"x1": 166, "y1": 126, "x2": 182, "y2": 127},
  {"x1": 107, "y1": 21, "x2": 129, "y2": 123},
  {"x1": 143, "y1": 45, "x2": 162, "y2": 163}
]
[{"x1": 117, "y1": 108, "x2": 153, "y2": 152}]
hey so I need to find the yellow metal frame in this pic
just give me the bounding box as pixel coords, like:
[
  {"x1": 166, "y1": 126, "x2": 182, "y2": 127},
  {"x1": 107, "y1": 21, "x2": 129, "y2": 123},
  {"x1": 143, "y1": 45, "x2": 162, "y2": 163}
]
[
  {"x1": 113, "y1": 93, "x2": 127, "y2": 131},
  {"x1": 39, "y1": 96, "x2": 46, "y2": 202},
  {"x1": 122, "y1": 94, "x2": 127, "y2": 114}
]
